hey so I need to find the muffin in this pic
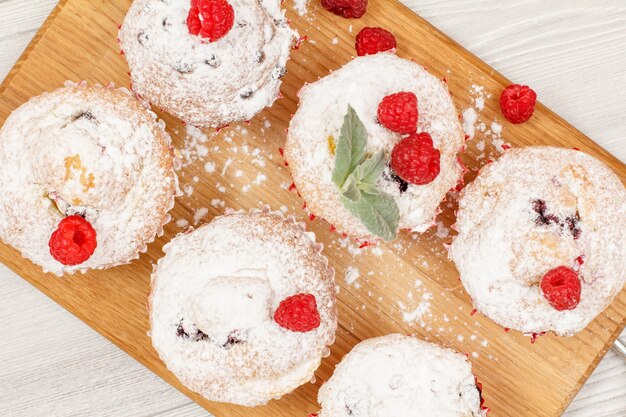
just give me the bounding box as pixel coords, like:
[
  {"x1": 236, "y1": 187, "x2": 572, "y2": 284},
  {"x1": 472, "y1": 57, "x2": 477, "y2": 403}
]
[
  {"x1": 317, "y1": 334, "x2": 487, "y2": 417},
  {"x1": 149, "y1": 207, "x2": 337, "y2": 406},
  {"x1": 449, "y1": 146, "x2": 626, "y2": 336},
  {"x1": 285, "y1": 52, "x2": 465, "y2": 242},
  {"x1": 119, "y1": 0, "x2": 298, "y2": 128},
  {"x1": 0, "y1": 82, "x2": 178, "y2": 276}
]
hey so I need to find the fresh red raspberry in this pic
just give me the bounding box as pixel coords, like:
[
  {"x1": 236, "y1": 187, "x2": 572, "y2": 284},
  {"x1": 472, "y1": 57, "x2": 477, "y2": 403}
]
[
  {"x1": 49, "y1": 215, "x2": 97, "y2": 266},
  {"x1": 355, "y1": 27, "x2": 397, "y2": 56},
  {"x1": 499, "y1": 84, "x2": 537, "y2": 124},
  {"x1": 540, "y1": 266, "x2": 581, "y2": 311},
  {"x1": 390, "y1": 132, "x2": 441, "y2": 185},
  {"x1": 187, "y1": 0, "x2": 235, "y2": 42},
  {"x1": 321, "y1": 0, "x2": 368, "y2": 19},
  {"x1": 274, "y1": 293, "x2": 321, "y2": 332},
  {"x1": 377, "y1": 92, "x2": 418, "y2": 134}
]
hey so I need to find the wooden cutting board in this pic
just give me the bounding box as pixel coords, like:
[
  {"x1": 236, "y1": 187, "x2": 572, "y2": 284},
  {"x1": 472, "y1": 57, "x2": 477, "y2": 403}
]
[{"x1": 0, "y1": 1, "x2": 624, "y2": 416}]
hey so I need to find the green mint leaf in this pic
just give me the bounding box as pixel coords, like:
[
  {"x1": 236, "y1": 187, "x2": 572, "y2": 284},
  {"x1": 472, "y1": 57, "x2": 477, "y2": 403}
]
[
  {"x1": 331, "y1": 105, "x2": 367, "y2": 188},
  {"x1": 358, "y1": 182, "x2": 380, "y2": 196},
  {"x1": 331, "y1": 108, "x2": 400, "y2": 241},
  {"x1": 355, "y1": 150, "x2": 385, "y2": 186},
  {"x1": 341, "y1": 174, "x2": 361, "y2": 202},
  {"x1": 341, "y1": 191, "x2": 399, "y2": 242}
]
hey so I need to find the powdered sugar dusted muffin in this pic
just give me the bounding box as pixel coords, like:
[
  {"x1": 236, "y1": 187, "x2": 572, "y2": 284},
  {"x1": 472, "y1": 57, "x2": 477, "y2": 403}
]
[
  {"x1": 450, "y1": 146, "x2": 626, "y2": 336},
  {"x1": 149, "y1": 207, "x2": 337, "y2": 406},
  {"x1": 285, "y1": 52, "x2": 464, "y2": 242},
  {"x1": 0, "y1": 82, "x2": 178, "y2": 276},
  {"x1": 318, "y1": 334, "x2": 487, "y2": 417},
  {"x1": 119, "y1": 0, "x2": 297, "y2": 128}
]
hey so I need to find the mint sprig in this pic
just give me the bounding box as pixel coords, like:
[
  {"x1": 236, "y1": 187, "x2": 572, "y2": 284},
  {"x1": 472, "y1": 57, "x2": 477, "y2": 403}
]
[
  {"x1": 331, "y1": 106, "x2": 368, "y2": 187},
  {"x1": 331, "y1": 106, "x2": 400, "y2": 242}
]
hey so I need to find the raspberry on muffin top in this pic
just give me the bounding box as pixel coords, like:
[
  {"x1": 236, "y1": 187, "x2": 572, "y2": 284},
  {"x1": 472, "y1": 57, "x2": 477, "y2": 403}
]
[
  {"x1": 450, "y1": 146, "x2": 626, "y2": 336},
  {"x1": 0, "y1": 83, "x2": 178, "y2": 275},
  {"x1": 119, "y1": 0, "x2": 298, "y2": 127},
  {"x1": 150, "y1": 207, "x2": 337, "y2": 406},
  {"x1": 285, "y1": 52, "x2": 465, "y2": 242}
]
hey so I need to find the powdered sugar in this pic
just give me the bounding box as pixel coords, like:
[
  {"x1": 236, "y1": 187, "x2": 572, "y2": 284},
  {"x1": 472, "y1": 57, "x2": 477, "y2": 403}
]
[
  {"x1": 179, "y1": 125, "x2": 216, "y2": 167},
  {"x1": 204, "y1": 161, "x2": 216, "y2": 173},
  {"x1": 119, "y1": 0, "x2": 298, "y2": 127},
  {"x1": 344, "y1": 266, "x2": 360, "y2": 287},
  {"x1": 176, "y1": 218, "x2": 189, "y2": 228},
  {"x1": 462, "y1": 107, "x2": 478, "y2": 140},
  {"x1": 398, "y1": 287, "x2": 433, "y2": 327},
  {"x1": 0, "y1": 84, "x2": 178, "y2": 275},
  {"x1": 318, "y1": 335, "x2": 486, "y2": 417},
  {"x1": 462, "y1": 83, "x2": 508, "y2": 160},
  {"x1": 193, "y1": 207, "x2": 209, "y2": 225},
  {"x1": 293, "y1": 0, "x2": 309, "y2": 16}
]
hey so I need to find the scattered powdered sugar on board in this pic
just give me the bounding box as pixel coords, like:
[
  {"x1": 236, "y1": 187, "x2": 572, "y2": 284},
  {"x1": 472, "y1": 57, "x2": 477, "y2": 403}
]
[
  {"x1": 399, "y1": 295, "x2": 431, "y2": 327},
  {"x1": 253, "y1": 173, "x2": 267, "y2": 185},
  {"x1": 461, "y1": 83, "x2": 510, "y2": 160},
  {"x1": 211, "y1": 199, "x2": 225, "y2": 209},
  {"x1": 398, "y1": 282, "x2": 434, "y2": 328},
  {"x1": 293, "y1": 0, "x2": 309, "y2": 16},
  {"x1": 175, "y1": 123, "x2": 281, "y2": 216},
  {"x1": 491, "y1": 121, "x2": 502, "y2": 135},
  {"x1": 179, "y1": 125, "x2": 216, "y2": 167},
  {"x1": 204, "y1": 161, "x2": 216, "y2": 173},
  {"x1": 462, "y1": 108, "x2": 478, "y2": 140},
  {"x1": 182, "y1": 184, "x2": 194, "y2": 196},
  {"x1": 435, "y1": 220, "x2": 450, "y2": 239},
  {"x1": 344, "y1": 266, "x2": 361, "y2": 287},
  {"x1": 193, "y1": 207, "x2": 209, "y2": 225}
]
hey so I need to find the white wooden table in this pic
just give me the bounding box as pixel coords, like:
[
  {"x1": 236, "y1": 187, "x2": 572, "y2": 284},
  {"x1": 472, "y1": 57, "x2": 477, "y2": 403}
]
[{"x1": 0, "y1": 0, "x2": 625, "y2": 416}]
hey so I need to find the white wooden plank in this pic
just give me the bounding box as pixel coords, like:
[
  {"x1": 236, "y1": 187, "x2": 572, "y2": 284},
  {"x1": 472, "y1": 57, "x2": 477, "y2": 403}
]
[
  {"x1": 403, "y1": 0, "x2": 626, "y2": 163},
  {"x1": 0, "y1": 31, "x2": 39, "y2": 79},
  {"x1": 0, "y1": 1, "x2": 624, "y2": 416},
  {"x1": 0, "y1": 0, "x2": 57, "y2": 41},
  {"x1": 0, "y1": 264, "x2": 206, "y2": 417}
]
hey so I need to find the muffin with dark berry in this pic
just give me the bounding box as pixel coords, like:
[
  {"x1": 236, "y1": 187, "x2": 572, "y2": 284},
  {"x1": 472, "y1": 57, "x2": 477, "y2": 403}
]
[
  {"x1": 317, "y1": 334, "x2": 488, "y2": 417},
  {"x1": 0, "y1": 82, "x2": 178, "y2": 276},
  {"x1": 149, "y1": 207, "x2": 337, "y2": 406},
  {"x1": 119, "y1": 0, "x2": 298, "y2": 128},
  {"x1": 449, "y1": 146, "x2": 626, "y2": 336},
  {"x1": 285, "y1": 52, "x2": 465, "y2": 242}
]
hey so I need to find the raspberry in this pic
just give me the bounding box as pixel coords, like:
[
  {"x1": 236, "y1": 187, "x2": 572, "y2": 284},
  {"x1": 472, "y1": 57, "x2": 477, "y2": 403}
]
[
  {"x1": 274, "y1": 293, "x2": 321, "y2": 332},
  {"x1": 187, "y1": 0, "x2": 235, "y2": 42},
  {"x1": 49, "y1": 215, "x2": 97, "y2": 266},
  {"x1": 540, "y1": 266, "x2": 581, "y2": 311},
  {"x1": 377, "y1": 92, "x2": 418, "y2": 134},
  {"x1": 499, "y1": 84, "x2": 537, "y2": 124},
  {"x1": 355, "y1": 27, "x2": 397, "y2": 56},
  {"x1": 390, "y1": 132, "x2": 441, "y2": 185},
  {"x1": 321, "y1": 0, "x2": 368, "y2": 19}
]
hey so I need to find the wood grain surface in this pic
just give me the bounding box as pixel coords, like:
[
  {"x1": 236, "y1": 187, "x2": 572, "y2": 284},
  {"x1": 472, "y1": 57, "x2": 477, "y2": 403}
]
[{"x1": 0, "y1": 1, "x2": 625, "y2": 417}]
